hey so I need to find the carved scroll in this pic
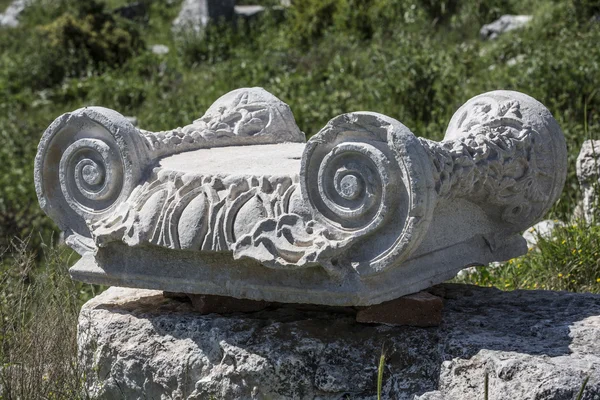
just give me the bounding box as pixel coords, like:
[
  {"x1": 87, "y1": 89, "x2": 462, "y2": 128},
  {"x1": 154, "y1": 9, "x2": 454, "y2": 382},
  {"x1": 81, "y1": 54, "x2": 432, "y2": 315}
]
[{"x1": 34, "y1": 88, "x2": 567, "y2": 306}]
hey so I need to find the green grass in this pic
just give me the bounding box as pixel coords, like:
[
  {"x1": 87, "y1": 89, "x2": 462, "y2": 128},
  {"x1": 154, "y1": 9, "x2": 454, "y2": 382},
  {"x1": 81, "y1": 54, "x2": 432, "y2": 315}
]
[
  {"x1": 377, "y1": 346, "x2": 385, "y2": 400},
  {"x1": 0, "y1": 0, "x2": 13, "y2": 11},
  {"x1": 456, "y1": 218, "x2": 600, "y2": 293},
  {"x1": 0, "y1": 238, "x2": 98, "y2": 399}
]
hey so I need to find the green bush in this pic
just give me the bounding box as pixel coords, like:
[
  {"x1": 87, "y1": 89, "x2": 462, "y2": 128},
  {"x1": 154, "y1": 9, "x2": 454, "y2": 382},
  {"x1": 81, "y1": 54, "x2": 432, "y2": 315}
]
[
  {"x1": 0, "y1": 239, "x2": 96, "y2": 399},
  {"x1": 0, "y1": 0, "x2": 144, "y2": 248},
  {"x1": 456, "y1": 220, "x2": 600, "y2": 293},
  {"x1": 0, "y1": 0, "x2": 143, "y2": 93}
]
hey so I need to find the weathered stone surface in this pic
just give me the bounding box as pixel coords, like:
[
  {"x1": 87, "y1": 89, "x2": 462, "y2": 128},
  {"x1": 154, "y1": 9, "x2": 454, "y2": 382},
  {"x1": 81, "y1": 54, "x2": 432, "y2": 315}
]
[
  {"x1": 0, "y1": 0, "x2": 29, "y2": 27},
  {"x1": 151, "y1": 44, "x2": 170, "y2": 55},
  {"x1": 577, "y1": 140, "x2": 600, "y2": 223},
  {"x1": 356, "y1": 291, "x2": 443, "y2": 327},
  {"x1": 234, "y1": 5, "x2": 265, "y2": 19},
  {"x1": 480, "y1": 15, "x2": 532, "y2": 40},
  {"x1": 522, "y1": 219, "x2": 565, "y2": 250},
  {"x1": 173, "y1": 0, "x2": 236, "y2": 34},
  {"x1": 79, "y1": 285, "x2": 600, "y2": 399},
  {"x1": 36, "y1": 88, "x2": 568, "y2": 306}
]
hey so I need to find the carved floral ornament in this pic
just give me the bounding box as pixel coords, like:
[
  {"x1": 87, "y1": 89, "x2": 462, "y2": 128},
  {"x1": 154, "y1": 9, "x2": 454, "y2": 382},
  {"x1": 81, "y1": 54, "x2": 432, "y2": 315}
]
[{"x1": 34, "y1": 88, "x2": 567, "y2": 306}]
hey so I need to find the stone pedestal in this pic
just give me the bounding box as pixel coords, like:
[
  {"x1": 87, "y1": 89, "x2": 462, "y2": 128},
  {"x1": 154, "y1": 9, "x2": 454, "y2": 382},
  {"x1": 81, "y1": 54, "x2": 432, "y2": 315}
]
[{"x1": 78, "y1": 284, "x2": 600, "y2": 400}]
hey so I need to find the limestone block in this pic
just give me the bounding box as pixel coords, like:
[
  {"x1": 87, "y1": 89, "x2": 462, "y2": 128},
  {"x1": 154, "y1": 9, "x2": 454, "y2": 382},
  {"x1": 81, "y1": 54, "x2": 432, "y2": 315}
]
[
  {"x1": 151, "y1": 44, "x2": 170, "y2": 55},
  {"x1": 234, "y1": 5, "x2": 265, "y2": 19},
  {"x1": 577, "y1": 140, "x2": 600, "y2": 223},
  {"x1": 173, "y1": 0, "x2": 236, "y2": 34},
  {"x1": 522, "y1": 219, "x2": 565, "y2": 250},
  {"x1": 78, "y1": 285, "x2": 600, "y2": 399},
  {"x1": 35, "y1": 88, "x2": 567, "y2": 306},
  {"x1": 480, "y1": 15, "x2": 532, "y2": 40},
  {"x1": 0, "y1": 0, "x2": 29, "y2": 27}
]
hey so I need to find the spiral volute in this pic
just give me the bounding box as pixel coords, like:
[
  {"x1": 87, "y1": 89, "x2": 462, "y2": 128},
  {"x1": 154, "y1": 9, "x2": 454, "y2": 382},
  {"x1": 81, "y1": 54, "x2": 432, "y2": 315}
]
[
  {"x1": 301, "y1": 112, "x2": 436, "y2": 275},
  {"x1": 35, "y1": 107, "x2": 149, "y2": 253},
  {"x1": 316, "y1": 141, "x2": 391, "y2": 233}
]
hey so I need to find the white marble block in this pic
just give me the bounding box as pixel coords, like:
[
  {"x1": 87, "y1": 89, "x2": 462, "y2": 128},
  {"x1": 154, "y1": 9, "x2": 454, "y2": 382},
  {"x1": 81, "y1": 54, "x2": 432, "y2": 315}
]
[{"x1": 35, "y1": 88, "x2": 567, "y2": 306}]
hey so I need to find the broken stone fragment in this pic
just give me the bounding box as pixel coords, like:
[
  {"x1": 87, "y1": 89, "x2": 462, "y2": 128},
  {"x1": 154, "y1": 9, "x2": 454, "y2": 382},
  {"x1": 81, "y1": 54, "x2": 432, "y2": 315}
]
[
  {"x1": 0, "y1": 0, "x2": 29, "y2": 28},
  {"x1": 172, "y1": 0, "x2": 236, "y2": 34},
  {"x1": 480, "y1": 15, "x2": 532, "y2": 40},
  {"x1": 577, "y1": 140, "x2": 600, "y2": 223},
  {"x1": 522, "y1": 219, "x2": 565, "y2": 250},
  {"x1": 151, "y1": 44, "x2": 169, "y2": 55}
]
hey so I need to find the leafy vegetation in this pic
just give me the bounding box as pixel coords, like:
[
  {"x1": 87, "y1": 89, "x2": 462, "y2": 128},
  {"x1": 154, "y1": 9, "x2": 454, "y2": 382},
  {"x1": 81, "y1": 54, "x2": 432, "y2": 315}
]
[
  {"x1": 456, "y1": 220, "x2": 600, "y2": 293},
  {"x1": 0, "y1": 238, "x2": 98, "y2": 399}
]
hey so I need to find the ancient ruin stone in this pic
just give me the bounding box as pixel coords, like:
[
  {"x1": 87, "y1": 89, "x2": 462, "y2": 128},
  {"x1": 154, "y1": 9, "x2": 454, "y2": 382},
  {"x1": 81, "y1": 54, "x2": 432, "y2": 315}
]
[
  {"x1": 78, "y1": 284, "x2": 600, "y2": 399},
  {"x1": 35, "y1": 88, "x2": 567, "y2": 306},
  {"x1": 480, "y1": 15, "x2": 532, "y2": 40},
  {"x1": 173, "y1": 0, "x2": 236, "y2": 33},
  {"x1": 577, "y1": 140, "x2": 600, "y2": 223},
  {"x1": 0, "y1": 0, "x2": 29, "y2": 27},
  {"x1": 522, "y1": 219, "x2": 565, "y2": 250}
]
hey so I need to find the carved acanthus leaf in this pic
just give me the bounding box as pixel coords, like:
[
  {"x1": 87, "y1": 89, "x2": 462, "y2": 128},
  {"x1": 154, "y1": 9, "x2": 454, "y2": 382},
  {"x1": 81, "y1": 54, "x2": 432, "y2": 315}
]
[
  {"x1": 233, "y1": 214, "x2": 352, "y2": 272},
  {"x1": 139, "y1": 88, "x2": 305, "y2": 157},
  {"x1": 420, "y1": 97, "x2": 554, "y2": 225}
]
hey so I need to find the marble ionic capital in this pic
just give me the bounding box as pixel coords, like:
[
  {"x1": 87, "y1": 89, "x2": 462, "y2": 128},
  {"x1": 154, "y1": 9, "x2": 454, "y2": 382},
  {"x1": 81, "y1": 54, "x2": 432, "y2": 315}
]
[{"x1": 34, "y1": 88, "x2": 567, "y2": 306}]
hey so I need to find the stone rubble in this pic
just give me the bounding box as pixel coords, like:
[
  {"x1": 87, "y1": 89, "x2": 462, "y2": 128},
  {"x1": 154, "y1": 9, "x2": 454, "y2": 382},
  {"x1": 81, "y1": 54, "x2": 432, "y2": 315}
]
[
  {"x1": 0, "y1": 0, "x2": 29, "y2": 28},
  {"x1": 522, "y1": 219, "x2": 565, "y2": 250},
  {"x1": 480, "y1": 15, "x2": 532, "y2": 40}
]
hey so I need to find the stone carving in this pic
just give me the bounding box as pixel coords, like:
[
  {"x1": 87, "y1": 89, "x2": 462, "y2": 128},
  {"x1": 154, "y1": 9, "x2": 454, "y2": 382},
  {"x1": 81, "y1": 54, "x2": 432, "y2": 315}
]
[
  {"x1": 34, "y1": 88, "x2": 567, "y2": 306},
  {"x1": 420, "y1": 93, "x2": 564, "y2": 230},
  {"x1": 141, "y1": 87, "x2": 305, "y2": 157}
]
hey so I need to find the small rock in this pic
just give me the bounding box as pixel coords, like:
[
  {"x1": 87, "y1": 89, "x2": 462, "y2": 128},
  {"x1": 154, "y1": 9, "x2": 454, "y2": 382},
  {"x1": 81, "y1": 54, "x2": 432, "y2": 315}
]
[
  {"x1": 522, "y1": 219, "x2": 564, "y2": 250},
  {"x1": 480, "y1": 15, "x2": 532, "y2": 40},
  {"x1": 151, "y1": 44, "x2": 170, "y2": 55},
  {"x1": 356, "y1": 291, "x2": 443, "y2": 327},
  {"x1": 187, "y1": 293, "x2": 271, "y2": 314},
  {"x1": 234, "y1": 5, "x2": 265, "y2": 19},
  {"x1": 173, "y1": 0, "x2": 236, "y2": 34},
  {"x1": 0, "y1": 0, "x2": 29, "y2": 28}
]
